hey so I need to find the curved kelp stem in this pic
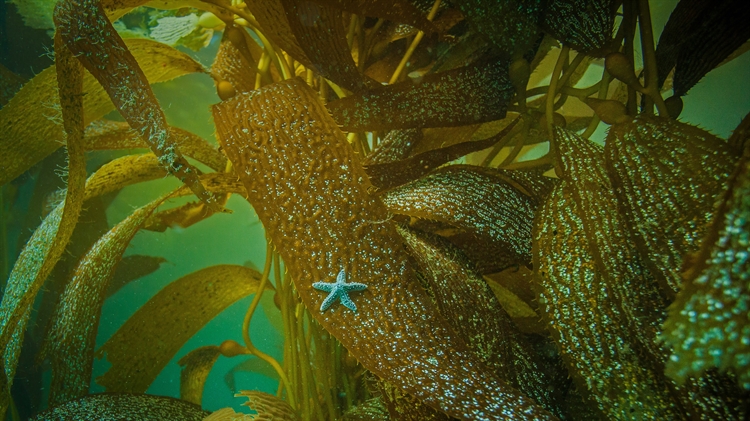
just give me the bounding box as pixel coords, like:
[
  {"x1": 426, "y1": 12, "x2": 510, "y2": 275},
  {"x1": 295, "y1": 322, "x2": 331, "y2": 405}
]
[
  {"x1": 53, "y1": 0, "x2": 221, "y2": 212},
  {"x1": 242, "y1": 242, "x2": 296, "y2": 408}
]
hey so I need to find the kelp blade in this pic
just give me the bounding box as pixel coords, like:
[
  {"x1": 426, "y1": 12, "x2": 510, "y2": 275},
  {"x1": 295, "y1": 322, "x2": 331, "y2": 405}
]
[
  {"x1": 178, "y1": 346, "x2": 221, "y2": 406},
  {"x1": 29, "y1": 393, "x2": 209, "y2": 421},
  {"x1": 382, "y1": 165, "x2": 536, "y2": 269},
  {"x1": 328, "y1": 57, "x2": 514, "y2": 131},
  {"x1": 552, "y1": 127, "x2": 666, "y2": 360},
  {"x1": 0, "y1": 34, "x2": 87, "y2": 414},
  {"x1": 398, "y1": 225, "x2": 567, "y2": 417},
  {"x1": 212, "y1": 78, "x2": 556, "y2": 420},
  {"x1": 541, "y1": 0, "x2": 616, "y2": 55},
  {"x1": 0, "y1": 39, "x2": 205, "y2": 187},
  {"x1": 662, "y1": 134, "x2": 750, "y2": 390},
  {"x1": 604, "y1": 116, "x2": 736, "y2": 295},
  {"x1": 96, "y1": 265, "x2": 264, "y2": 393},
  {"x1": 533, "y1": 182, "x2": 680, "y2": 419},
  {"x1": 45, "y1": 192, "x2": 174, "y2": 406},
  {"x1": 55, "y1": 0, "x2": 219, "y2": 210}
]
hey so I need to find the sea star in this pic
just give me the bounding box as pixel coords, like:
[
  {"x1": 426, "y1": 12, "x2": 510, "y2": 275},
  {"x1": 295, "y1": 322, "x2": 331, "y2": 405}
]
[{"x1": 312, "y1": 269, "x2": 368, "y2": 312}]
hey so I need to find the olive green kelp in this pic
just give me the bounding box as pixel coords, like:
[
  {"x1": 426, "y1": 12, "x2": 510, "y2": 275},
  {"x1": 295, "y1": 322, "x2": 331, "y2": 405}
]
[{"x1": 212, "y1": 77, "x2": 556, "y2": 420}]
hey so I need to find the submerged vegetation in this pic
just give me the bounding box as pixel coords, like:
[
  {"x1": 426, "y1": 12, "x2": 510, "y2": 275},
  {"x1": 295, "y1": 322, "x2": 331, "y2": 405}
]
[{"x1": 0, "y1": 0, "x2": 749, "y2": 420}]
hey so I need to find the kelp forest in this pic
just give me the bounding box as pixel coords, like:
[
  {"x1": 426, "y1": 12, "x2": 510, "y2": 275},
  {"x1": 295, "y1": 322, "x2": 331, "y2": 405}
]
[{"x1": 0, "y1": 0, "x2": 749, "y2": 420}]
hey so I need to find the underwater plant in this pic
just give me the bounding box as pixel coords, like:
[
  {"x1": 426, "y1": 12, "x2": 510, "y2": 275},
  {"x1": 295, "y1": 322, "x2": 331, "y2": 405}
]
[{"x1": 0, "y1": 0, "x2": 749, "y2": 419}]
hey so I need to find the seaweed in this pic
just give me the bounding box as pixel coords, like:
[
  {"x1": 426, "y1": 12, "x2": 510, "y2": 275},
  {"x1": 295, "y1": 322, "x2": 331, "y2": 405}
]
[{"x1": 1, "y1": 0, "x2": 749, "y2": 420}]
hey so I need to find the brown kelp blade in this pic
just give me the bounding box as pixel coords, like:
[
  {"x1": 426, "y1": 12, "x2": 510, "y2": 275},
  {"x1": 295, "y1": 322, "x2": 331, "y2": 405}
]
[
  {"x1": 96, "y1": 265, "x2": 265, "y2": 393},
  {"x1": 365, "y1": 118, "x2": 519, "y2": 190},
  {"x1": 29, "y1": 393, "x2": 209, "y2": 421},
  {"x1": 398, "y1": 225, "x2": 567, "y2": 417},
  {"x1": 552, "y1": 127, "x2": 666, "y2": 360},
  {"x1": 244, "y1": 0, "x2": 313, "y2": 68},
  {"x1": 328, "y1": 57, "x2": 514, "y2": 131},
  {"x1": 84, "y1": 120, "x2": 227, "y2": 171},
  {"x1": 45, "y1": 191, "x2": 175, "y2": 406},
  {"x1": 178, "y1": 346, "x2": 221, "y2": 406},
  {"x1": 541, "y1": 0, "x2": 617, "y2": 55},
  {"x1": 211, "y1": 25, "x2": 261, "y2": 97},
  {"x1": 212, "y1": 78, "x2": 556, "y2": 420},
  {"x1": 382, "y1": 165, "x2": 536, "y2": 268},
  {"x1": 54, "y1": 0, "x2": 220, "y2": 211},
  {"x1": 603, "y1": 116, "x2": 736, "y2": 296},
  {"x1": 307, "y1": 0, "x2": 438, "y2": 34},
  {"x1": 655, "y1": 0, "x2": 750, "y2": 95},
  {"x1": 0, "y1": 35, "x2": 87, "y2": 413},
  {"x1": 533, "y1": 182, "x2": 680, "y2": 419},
  {"x1": 0, "y1": 39, "x2": 205, "y2": 187},
  {"x1": 662, "y1": 134, "x2": 750, "y2": 390},
  {"x1": 453, "y1": 0, "x2": 542, "y2": 59},
  {"x1": 282, "y1": 0, "x2": 371, "y2": 93},
  {"x1": 364, "y1": 129, "x2": 422, "y2": 165}
]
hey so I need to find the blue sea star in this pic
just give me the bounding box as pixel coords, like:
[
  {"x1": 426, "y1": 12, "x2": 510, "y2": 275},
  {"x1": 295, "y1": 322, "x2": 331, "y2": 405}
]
[{"x1": 312, "y1": 269, "x2": 367, "y2": 312}]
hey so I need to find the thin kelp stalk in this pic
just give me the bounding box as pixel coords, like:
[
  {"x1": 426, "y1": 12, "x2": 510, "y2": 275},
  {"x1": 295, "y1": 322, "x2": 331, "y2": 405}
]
[
  {"x1": 0, "y1": 33, "x2": 87, "y2": 417},
  {"x1": 637, "y1": 0, "x2": 669, "y2": 116},
  {"x1": 545, "y1": 45, "x2": 569, "y2": 140},
  {"x1": 388, "y1": 0, "x2": 441, "y2": 84},
  {"x1": 242, "y1": 242, "x2": 296, "y2": 408}
]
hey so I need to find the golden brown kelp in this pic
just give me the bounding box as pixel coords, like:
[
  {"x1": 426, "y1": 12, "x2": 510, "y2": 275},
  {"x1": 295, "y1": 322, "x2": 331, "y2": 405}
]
[
  {"x1": 398, "y1": 225, "x2": 568, "y2": 417},
  {"x1": 212, "y1": 78, "x2": 556, "y2": 420},
  {"x1": 453, "y1": 0, "x2": 542, "y2": 59},
  {"x1": 365, "y1": 119, "x2": 519, "y2": 190},
  {"x1": 328, "y1": 57, "x2": 514, "y2": 131},
  {"x1": 84, "y1": 120, "x2": 227, "y2": 172},
  {"x1": 54, "y1": 0, "x2": 219, "y2": 210},
  {"x1": 552, "y1": 127, "x2": 667, "y2": 359},
  {"x1": 661, "y1": 120, "x2": 750, "y2": 390},
  {"x1": 341, "y1": 397, "x2": 389, "y2": 421},
  {"x1": 281, "y1": 0, "x2": 371, "y2": 93},
  {"x1": 0, "y1": 39, "x2": 205, "y2": 187},
  {"x1": 96, "y1": 265, "x2": 264, "y2": 393},
  {"x1": 211, "y1": 25, "x2": 261, "y2": 97},
  {"x1": 29, "y1": 393, "x2": 210, "y2": 421},
  {"x1": 308, "y1": 0, "x2": 438, "y2": 34},
  {"x1": 382, "y1": 165, "x2": 536, "y2": 269},
  {"x1": 178, "y1": 346, "x2": 221, "y2": 406},
  {"x1": 0, "y1": 34, "x2": 87, "y2": 414},
  {"x1": 534, "y1": 183, "x2": 680, "y2": 420},
  {"x1": 44, "y1": 192, "x2": 173, "y2": 405},
  {"x1": 604, "y1": 116, "x2": 736, "y2": 296},
  {"x1": 364, "y1": 129, "x2": 422, "y2": 165}
]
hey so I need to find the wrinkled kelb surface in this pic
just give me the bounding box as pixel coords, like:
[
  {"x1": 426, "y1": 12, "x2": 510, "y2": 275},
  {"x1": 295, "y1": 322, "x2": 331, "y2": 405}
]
[{"x1": 213, "y1": 77, "x2": 556, "y2": 420}]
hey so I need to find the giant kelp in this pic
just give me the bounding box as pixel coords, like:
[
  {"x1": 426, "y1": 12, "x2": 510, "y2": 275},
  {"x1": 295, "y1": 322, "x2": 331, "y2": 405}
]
[{"x1": 1, "y1": 0, "x2": 749, "y2": 420}]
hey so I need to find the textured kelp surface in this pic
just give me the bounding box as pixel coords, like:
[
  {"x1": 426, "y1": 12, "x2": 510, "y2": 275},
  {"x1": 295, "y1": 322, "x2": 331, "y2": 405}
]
[
  {"x1": 604, "y1": 116, "x2": 735, "y2": 295},
  {"x1": 0, "y1": 35, "x2": 87, "y2": 410},
  {"x1": 662, "y1": 128, "x2": 750, "y2": 390},
  {"x1": 29, "y1": 393, "x2": 209, "y2": 421},
  {"x1": 45, "y1": 192, "x2": 174, "y2": 406},
  {"x1": 383, "y1": 165, "x2": 537, "y2": 269},
  {"x1": 328, "y1": 57, "x2": 514, "y2": 131},
  {"x1": 212, "y1": 78, "x2": 555, "y2": 420}
]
